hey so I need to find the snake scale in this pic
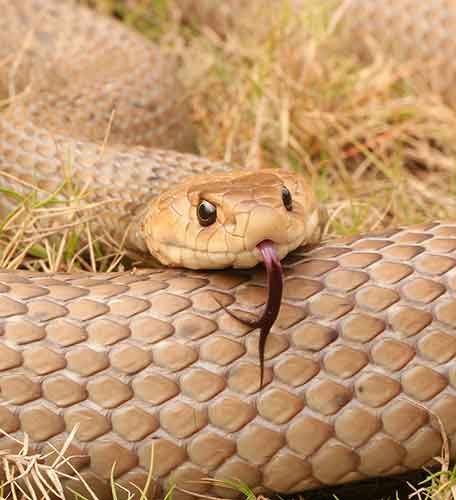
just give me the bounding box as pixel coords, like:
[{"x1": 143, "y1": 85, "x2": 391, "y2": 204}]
[{"x1": 2, "y1": 0, "x2": 456, "y2": 499}]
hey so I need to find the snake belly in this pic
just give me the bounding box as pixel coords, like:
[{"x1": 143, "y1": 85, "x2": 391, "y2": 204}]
[{"x1": 1, "y1": 0, "x2": 456, "y2": 499}]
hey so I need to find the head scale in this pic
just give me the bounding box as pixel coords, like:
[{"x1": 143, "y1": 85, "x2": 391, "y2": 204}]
[{"x1": 141, "y1": 169, "x2": 326, "y2": 270}]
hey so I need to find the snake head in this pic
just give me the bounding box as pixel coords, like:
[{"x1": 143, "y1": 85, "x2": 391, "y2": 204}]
[{"x1": 141, "y1": 169, "x2": 325, "y2": 270}]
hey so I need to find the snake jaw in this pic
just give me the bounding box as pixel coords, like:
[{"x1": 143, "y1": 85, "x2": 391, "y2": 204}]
[{"x1": 214, "y1": 240, "x2": 284, "y2": 387}]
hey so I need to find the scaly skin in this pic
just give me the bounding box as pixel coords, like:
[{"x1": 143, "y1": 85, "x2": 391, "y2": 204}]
[
  {"x1": 1, "y1": 222, "x2": 456, "y2": 499},
  {"x1": 2, "y1": 1, "x2": 456, "y2": 499}
]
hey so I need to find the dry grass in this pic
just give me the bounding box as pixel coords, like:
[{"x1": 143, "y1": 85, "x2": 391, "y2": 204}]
[
  {"x1": 2, "y1": 0, "x2": 456, "y2": 499},
  {"x1": 0, "y1": 427, "x2": 256, "y2": 500}
]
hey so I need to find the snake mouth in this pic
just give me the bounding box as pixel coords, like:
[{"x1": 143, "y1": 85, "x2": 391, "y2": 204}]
[
  {"x1": 151, "y1": 234, "x2": 304, "y2": 269},
  {"x1": 217, "y1": 240, "x2": 284, "y2": 386}
]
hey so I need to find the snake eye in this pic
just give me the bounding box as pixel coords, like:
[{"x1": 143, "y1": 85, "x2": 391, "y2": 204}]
[
  {"x1": 282, "y1": 186, "x2": 292, "y2": 211},
  {"x1": 197, "y1": 200, "x2": 217, "y2": 226}
]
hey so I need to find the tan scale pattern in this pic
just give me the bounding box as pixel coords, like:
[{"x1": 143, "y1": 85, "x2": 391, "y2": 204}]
[
  {"x1": 0, "y1": 222, "x2": 456, "y2": 498},
  {"x1": 3, "y1": 0, "x2": 456, "y2": 497},
  {"x1": 174, "y1": 0, "x2": 456, "y2": 108},
  {"x1": 340, "y1": 0, "x2": 456, "y2": 106}
]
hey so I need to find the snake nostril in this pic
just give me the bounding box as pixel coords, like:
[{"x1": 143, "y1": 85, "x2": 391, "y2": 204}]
[{"x1": 282, "y1": 186, "x2": 292, "y2": 211}]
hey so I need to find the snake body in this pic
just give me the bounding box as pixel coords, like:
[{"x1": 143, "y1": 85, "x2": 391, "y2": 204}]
[{"x1": 2, "y1": 0, "x2": 456, "y2": 498}]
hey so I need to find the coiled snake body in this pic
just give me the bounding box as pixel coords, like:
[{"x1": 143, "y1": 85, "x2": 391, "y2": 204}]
[{"x1": 1, "y1": 1, "x2": 456, "y2": 499}]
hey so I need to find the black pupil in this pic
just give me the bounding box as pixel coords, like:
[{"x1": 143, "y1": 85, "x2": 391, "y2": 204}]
[
  {"x1": 282, "y1": 187, "x2": 292, "y2": 211},
  {"x1": 198, "y1": 200, "x2": 217, "y2": 226}
]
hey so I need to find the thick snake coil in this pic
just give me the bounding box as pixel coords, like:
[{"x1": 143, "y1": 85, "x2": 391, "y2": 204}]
[{"x1": 2, "y1": 1, "x2": 456, "y2": 499}]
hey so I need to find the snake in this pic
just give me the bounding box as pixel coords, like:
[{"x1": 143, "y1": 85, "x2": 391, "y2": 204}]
[{"x1": 1, "y1": 0, "x2": 456, "y2": 498}]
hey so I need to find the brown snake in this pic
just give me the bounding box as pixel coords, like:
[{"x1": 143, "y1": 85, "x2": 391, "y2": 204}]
[{"x1": 2, "y1": 0, "x2": 456, "y2": 498}]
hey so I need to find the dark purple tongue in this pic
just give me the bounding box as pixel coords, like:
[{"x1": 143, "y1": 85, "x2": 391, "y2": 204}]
[{"x1": 219, "y1": 240, "x2": 284, "y2": 386}]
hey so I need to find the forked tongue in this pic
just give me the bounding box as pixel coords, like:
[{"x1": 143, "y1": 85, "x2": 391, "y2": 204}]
[{"x1": 219, "y1": 240, "x2": 284, "y2": 387}]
